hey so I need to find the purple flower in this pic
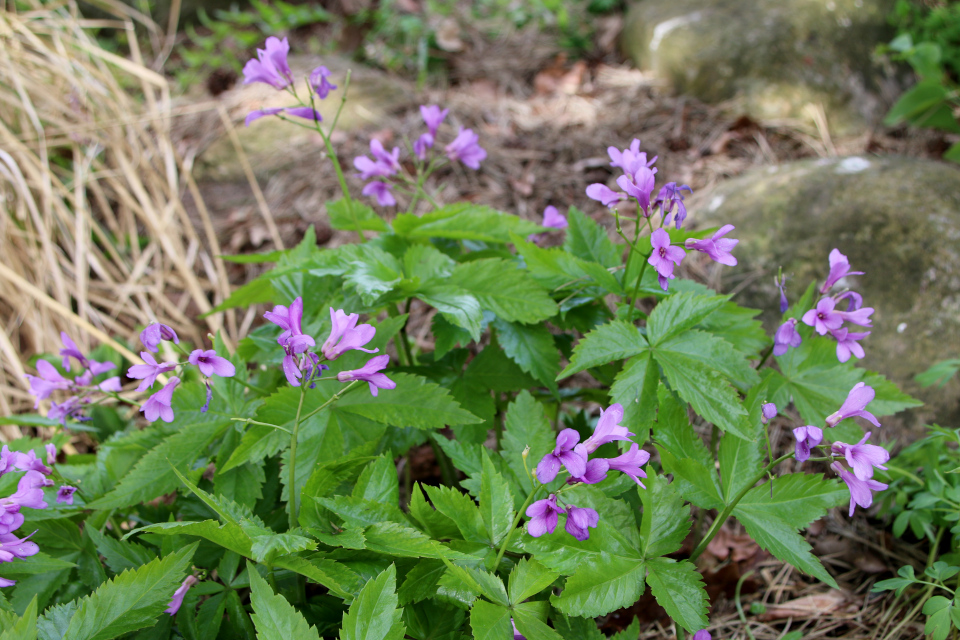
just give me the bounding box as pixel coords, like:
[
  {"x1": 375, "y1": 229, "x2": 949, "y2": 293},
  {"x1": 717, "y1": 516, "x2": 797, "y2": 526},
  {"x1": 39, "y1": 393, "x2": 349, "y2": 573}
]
[
  {"x1": 25, "y1": 360, "x2": 72, "y2": 408},
  {"x1": 201, "y1": 381, "x2": 213, "y2": 413},
  {"x1": 826, "y1": 382, "x2": 880, "y2": 428},
  {"x1": 353, "y1": 140, "x2": 400, "y2": 180},
  {"x1": 617, "y1": 166, "x2": 657, "y2": 213},
  {"x1": 264, "y1": 297, "x2": 316, "y2": 354},
  {"x1": 127, "y1": 352, "x2": 177, "y2": 392},
  {"x1": 421, "y1": 105, "x2": 449, "y2": 137},
  {"x1": 564, "y1": 505, "x2": 600, "y2": 541},
  {"x1": 820, "y1": 248, "x2": 864, "y2": 294},
  {"x1": 58, "y1": 333, "x2": 88, "y2": 372},
  {"x1": 571, "y1": 457, "x2": 610, "y2": 485},
  {"x1": 831, "y1": 327, "x2": 870, "y2": 363},
  {"x1": 141, "y1": 377, "x2": 180, "y2": 423},
  {"x1": 0, "y1": 532, "x2": 40, "y2": 564},
  {"x1": 0, "y1": 578, "x2": 15, "y2": 587},
  {"x1": 525, "y1": 494, "x2": 565, "y2": 537},
  {"x1": 648, "y1": 228, "x2": 686, "y2": 291},
  {"x1": 45, "y1": 444, "x2": 56, "y2": 466},
  {"x1": 536, "y1": 429, "x2": 587, "y2": 484},
  {"x1": 511, "y1": 620, "x2": 526, "y2": 640},
  {"x1": 336, "y1": 355, "x2": 396, "y2": 397},
  {"x1": 655, "y1": 183, "x2": 693, "y2": 228},
  {"x1": 187, "y1": 350, "x2": 236, "y2": 378},
  {"x1": 0, "y1": 447, "x2": 50, "y2": 476},
  {"x1": 773, "y1": 318, "x2": 802, "y2": 357},
  {"x1": 837, "y1": 305, "x2": 874, "y2": 328},
  {"x1": 140, "y1": 323, "x2": 179, "y2": 354},
  {"x1": 684, "y1": 225, "x2": 739, "y2": 267},
  {"x1": 3, "y1": 471, "x2": 53, "y2": 511},
  {"x1": 606, "y1": 443, "x2": 651, "y2": 488},
  {"x1": 775, "y1": 274, "x2": 789, "y2": 313},
  {"x1": 242, "y1": 36, "x2": 292, "y2": 89},
  {"x1": 585, "y1": 184, "x2": 624, "y2": 208},
  {"x1": 835, "y1": 290, "x2": 863, "y2": 311},
  {"x1": 445, "y1": 127, "x2": 486, "y2": 169},
  {"x1": 47, "y1": 397, "x2": 87, "y2": 425},
  {"x1": 542, "y1": 206, "x2": 568, "y2": 230},
  {"x1": 56, "y1": 486, "x2": 77, "y2": 505},
  {"x1": 309, "y1": 66, "x2": 337, "y2": 99},
  {"x1": 414, "y1": 133, "x2": 433, "y2": 160},
  {"x1": 362, "y1": 181, "x2": 396, "y2": 207},
  {"x1": 165, "y1": 575, "x2": 199, "y2": 615},
  {"x1": 793, "y1": 425, "x2": 823, "y2": 462},
  {"x1": 0, "y1": 505, "x2": 23, "y2": 537},
  {"x1": 831, "y1": 433, "x2": 889, "y2": 481},
  {"x1": 608, "y1": 139, "x2": 657, "y2": 175},
  {"x1": 245, "y1": 107, "x2": 321, "y2": 127},
  {"x1": 98, "y1": 377, "x2": 122, "y2": 393},
  {"x1": 322, "y1": 309, "x2": 378, "y2": 361},
  {"x1": 761, "y1": 403, "x2": 777, "y2": 424},
  {"x1": 801, "y1": 298, "x2": 844, "y2": 336},
  {"x1": 581, "y1": 404, "x2": 633, "y2": 454},
  {"x1": 693, "y1": 632, "x2": 712, "y2": 640},
  {"x1": 831, "y1": 461, "x2": 887, "y2": 517}
]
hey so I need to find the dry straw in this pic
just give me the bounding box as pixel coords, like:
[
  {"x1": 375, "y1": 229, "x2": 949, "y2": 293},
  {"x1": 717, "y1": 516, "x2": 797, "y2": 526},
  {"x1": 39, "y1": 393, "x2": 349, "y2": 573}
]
[{"x1": 0, "y1": 0, "x2": 236, "y2": 427}]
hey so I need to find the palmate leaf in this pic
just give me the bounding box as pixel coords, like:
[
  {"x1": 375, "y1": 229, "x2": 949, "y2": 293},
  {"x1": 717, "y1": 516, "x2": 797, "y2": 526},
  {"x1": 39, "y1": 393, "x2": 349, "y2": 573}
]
[
  {"x1": 645, "y1": 559, "x2": 708, "y2": 633},
  {"x1": 248, "y1": 563, "x2": 321, "y2": 640},
  {"x1": 479, "y1": 451, "x2": 515, "y2": 547},
  {"x1": 0, "y1": 597, "x2": 36, "y2": 640},
  {"x1": 327, "y1": 198, "x2": 390, "y2": 233},
  {"x1": 393, "y1": 203, "x2": 542, "y2": 243},
  {"x1": 448, "y1": 258, "x2": 557, "y2": 324},
  {"x1": 512, "y1": 601, "x2": 565, "y2": 640},
  {"x1": 340, "y1": 565, "x2": 405, "y2": 640},
  {"x1": 735, "y1": 473, "x2": 847, "y2": 530},
  {"x1": 557, "y1": 320, "x2": 646, "y2": 379},
  {"x1": 334, "y1": 374, "x2": 481, "y2": 429},
  {"x1": 493, "y1": 320, "x2": 560, "y2": 395},
  {"x1": 469, "y1": 600, "x2": 512, "y2": 640},
  {"x1": 563, "y1": 207, "x2": 620, "y2": 268},
  {"x1": 645, "y1": 292, "x2": 729, "y2": 346},
  {"x1": 416, "y1": 285, "x2": 483, "y2": 341},
  {"x1": 551, "y1": 554, "x2": 646, "y2": 618},
  {"x1": 508, "y1": 558, "x2": 559, "y2": 604},
  {"x1": 656, "y1": 330, "x2": 759, "y2": 390},
  {"x1": 639, "y1": 474, "x2": 690, "y2": 558},
  {"x1": 511, "y1": 233, "x2": 622, "y2": 295},
  {"x1": 501, "y1": 391, "x2": 555, "y2": 498},
  {"x1": 608, "y1": 351, "x2": 659, "y2": 442},
  {"x1": 60, "y1": 543, "x2": 197, "y2": 640}
]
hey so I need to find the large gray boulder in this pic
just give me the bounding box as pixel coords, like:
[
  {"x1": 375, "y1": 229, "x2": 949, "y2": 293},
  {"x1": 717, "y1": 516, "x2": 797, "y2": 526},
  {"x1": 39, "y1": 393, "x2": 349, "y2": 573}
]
[
  {"x1": 621, "y1": 0, "x2": 899, "y2": 134},
  {"x1": 687, "y1": 155, "x2": 960, "y2": 429}
]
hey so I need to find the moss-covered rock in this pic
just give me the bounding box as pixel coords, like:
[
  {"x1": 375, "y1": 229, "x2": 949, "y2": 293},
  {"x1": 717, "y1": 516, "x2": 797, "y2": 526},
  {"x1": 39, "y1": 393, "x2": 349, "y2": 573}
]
[
  {"x1": 688, "y1": 156, "x2": 960, "y2": 429},
  {"x1": 621, "y1": 0, "x2": 898, "y2": 134}
]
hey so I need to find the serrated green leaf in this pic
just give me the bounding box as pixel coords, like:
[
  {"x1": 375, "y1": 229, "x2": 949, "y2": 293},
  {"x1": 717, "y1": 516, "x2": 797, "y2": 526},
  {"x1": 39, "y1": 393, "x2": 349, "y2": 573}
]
[
  {"x1": 0, "y1": 596, "x2": 36, "y2": 640},
  {"x1": 512, "y1": 234, "x2": 622, "y2": 295},
  {"x1": 609, "y1": 351, "x2": 659, "y2": 442},
  {"x1": 646, "y1": 292, "x2": 729, "y2": 346},
  {"x1": 63, "y1": 543, "x2": 197, "y2": 640},
  {"x1": 563, "y1": 207, "x2": 619, "y2": 268},
  {"x1": 734, "y1": 509, "x2": 837, "y2": 588},
  {"x1": 645, "y1": 558, "x2": 708, "y2": 633},
  {"x1": 493, "y1": 320, "x2": 560, "y2": 395},
  {"x1": 423, "y1": 485, "x2": 487, "y2": 544},
  {"x1": 469, "y1": 600, "x2": 512, "y2": 640},
  {"x1": 479, "y1": 451, "x2": 515, "y2": 547},
  {"x1": 84, "y1": 527, "x2": 151, "y2": 574},
  {"x1": 316, "y1": 495, "x2": 410, "y2": 529},
  {"x1": 512, "y1": 603, "x2": 564, "y2": 640},
  {"x1": 344, "y1": 246, "x2": 403, "y2": 305},
  {"x1": 417, "y1": 285, "x2": 484, "y2": 341},
  {"x1": 736, "y1": 474, "x2": 847, "y2": 530},
  {"x1": 247, "y1": 529, "x2": 316, "y2": 563},
  {"x1": 0, "y1": 553, "x2": 75, "y2": 578},
  {"x1": 334, "y1": 373, "x2": 481, "y2": 429},
  {"x1": 508, "y1": 558, "x2": 559, "y2": 604},
  {"x1": 657, "y1": 330, "x2": 759, "y2": 390},
  {"x1": 271, "y1": 554, "x2": 363, "y2": 599},
  {"x1": 398, "y1": 560, "x2": 446, "y2": 605},
  {"x1": 552, "y1": 612, "x2": 604, "y2": 640},
  {"x1": 353, "y1": 455, "x2": 400, "y2": 505},
  {"x1": 552, "y1": 555, "x2": 646, "y2": 618},
  {"x1": 328, "y1": 199, "x2": 390, "y2": 233},
  {"x1": 448, "y1": 259, "x2": 557, "y2": 324},
  {"x1": 861, "y1": 371, "x2": 922, "y2": 416},
  {"x1": 408, "y1": 484, "x2": 461, "y2": 540},
  {"x1": 776, "y1": 337, "x2": 863, "y2": 427},
  {"x1": 558, "y1": 321, "x2": 646, "y2": 380},
  {"x1": 37, "y1": 601, "x2": 74, "y2": 640},
  {"x1": 431, "y1": 314, "x2": 473, "y2": 359},
  {"x1": 501, "y1": 391, "x2": 554, "y2": 498},
  {"x1": 464, "y1": 338, "x2": 538, "y2": 393},
  {"x1": 445, "y1": 564, "x2": 508, "y2": 606},
  {"x1": 640, "y1": 474, "x2": 690, "y2": 558},
  {"x1": 339, "y1": 565, "x2": 404, "y2": 640},
  {"x1": 394, "y1": 204, "x2": 541, "y2": 243},
  {"x1": 248, "y1": 563, "x2": 321, "y2": 640},
  {"x1": 362, "y1": 522, "x2": 468, "y2": 560},
  {"x1": 128, "y1": 520, "x2": 252, "y2": 556}
]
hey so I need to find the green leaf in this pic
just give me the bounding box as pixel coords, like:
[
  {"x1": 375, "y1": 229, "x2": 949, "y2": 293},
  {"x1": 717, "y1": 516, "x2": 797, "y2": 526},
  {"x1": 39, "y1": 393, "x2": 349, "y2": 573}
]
[
  {"x1": 87, "y1": 411, "x2": 231, "y2": 510},
  {"x1": 923, "y1": 596, "x2": 955, "y2": 640},
  {"x1": 557, "y1": 321, "x2": 647, "y2": 380},
  {"x1": 508, "y1": 558, "x2": 559, "y2": 604},
  {"x1": 423, "y1": 485, "x2": 487, "y2": 544},
  {"x1": 248, "y1": 563, "x2": 321, "y2": 640},
  {"x1": 344, "y1": 246, "x2": 403, "y2": 305},
  {"x1": 776, "y1": 338, "x2": 863, "y2": 427},
  {"x1": 512, "y1": 602, "x2": 565, "y2": 640},
  {"x1": 479, "y1": 451, "x2": 515, "y2": 547},
  {"x1": 469, "y1": 600, "x2": 512, "y2": 640},
  {"x1": 735, "y1": 474, "x2": 847, "y2": 530},
  {"x1": 404, "y1": 244, "x2": 456, "y2": 282},
  {"x1": 362, "y1": 522, "x2": 468, "y2": 560},
  {"x1": 417, "y1": 285, "x2": 484, "y2": 341},
  {"x1": 353, "y1": 455, "x2": 400, "y2": 505},
  {"x1": 62, "y1": 543, "x2": 198, "y2": 640},
  {"x1": 398, "y1": 561, "x2": 446, "y2": 605},
  {"x1": 0, "y1": 596, "x2": 36, "y2": 640},
  {"x1": 915, "y1": 358, "x2": 960, "y2": 389},
  {"x1": 271, "y1": 554, "x2": 363, "y2": 599},
  {"x1": 501, "y1": 392, "x2": 555, "y2": 498},
  {"x1": 861, "y1": 371, "x2": 923, "y2": 416},
  {"x1": 652, "y1": 384, "x2": 712, "y2": 468},
  {"x1": 316, "y1": 496, "x2": 410, "y2": 529},
  {"x1": 328, "y1": 199, "x2": 390, "y2": 233},
  {"x1": 128, "y1": 521, "x2": 252, "y2": 557},
  {"x1": 563, "y1": 207, "x2": 619, "y2": 268},
  {"x1": 334, "y1": 374, "x2": 481, "y2": 429},
  {"x1": 339, "y1": 565, "x2": 405, "y2": 640},
  {"x1": 552, "y1": 613, "x2": 604, "y2": 640},
  {"x1": 408, "y1": 484, "x2": 461, "y2": 540},
  {"x1": 512, "y1": 234, "x2": 622, "y2": 295},
  {"x1": 463, "y1": 338, "x2": 538, "y2": 393},
  {"x1": 656, "y1": 330, "x2": 759, "y2": 390},
  {"x1": 84, "y1": 528, "x2": 152, "y2": 574},
  {"x1": 432, "y1": 314, "x2": 474, "y2": 359},
  {"x1": 640, "y1": 473, "x2": 690, "y2": 558},
  {"x1": 733, "y1": 509, "x2": 837, "y2": 588},
  {"x1": 0, "y1": 553, "x2": 74, "y2": 578},
  {"x1": 445, "y1": 565, "x2": 509, "y2": 606},
  {"x1": 448, "y1": 259, "x2": 557, "y2": 324},
  {"x1": 394, "y1": 204, "x2": 541, "y2": 243},
  {"x1": 247, "y1": 529, "x2": 316, "y2": 563},
  {"x1": 645, "y1": 559, "x2": 708, "y2": 633},
  {"x1": 609, "y1": 351, "x2": 659, "y2": 441},
  {"x1": 698, "y1": 302, "x2": 767, "y2": 358},
  {"x1": 646, "y1": 292, "x2": 728, "y2": 346},
  {"x1": 552, "y1": 556, "x2": 646, "y2": 618},
  {"x1": 493, "y1": 320, "x2": 560, "y2": 395}
]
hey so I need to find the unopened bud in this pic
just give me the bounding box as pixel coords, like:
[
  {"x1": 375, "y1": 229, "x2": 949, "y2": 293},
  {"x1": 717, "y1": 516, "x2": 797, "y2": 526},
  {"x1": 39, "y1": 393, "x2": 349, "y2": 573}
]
[{"x1": 521, "y1": 445, "x2": 530, "y2": 460}]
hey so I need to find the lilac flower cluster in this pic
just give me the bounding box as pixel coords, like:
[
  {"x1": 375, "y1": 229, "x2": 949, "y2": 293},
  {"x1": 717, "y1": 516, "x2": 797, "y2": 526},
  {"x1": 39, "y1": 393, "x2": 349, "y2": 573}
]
[
  {"x1": 775, "y1": 250, "x2": 873, "y2": 363},
  {"x1": 525, "y1": 404, "x2": 650, "y2": 541},
  {"x1": 24, "y1": 333, "x2": 121, "y2": 425},
  {"x1": 0, "y1": 445, "x2": 69, "y2": 587},
  {"x1": 353, "y1": 105, "x2": 486, "y2": 207},
  {"x1": 585, "y1": 139, "x2": 738, "y2": 290},
  {"x1": 264, "y1": 299, "x2": 396, "y2": 397},
  {"x1": 242, "y1": 36, "x2": 326, "y2": 126},
  {"x1": 789, "y1": 382, "x2": 889, "y2": 516}
]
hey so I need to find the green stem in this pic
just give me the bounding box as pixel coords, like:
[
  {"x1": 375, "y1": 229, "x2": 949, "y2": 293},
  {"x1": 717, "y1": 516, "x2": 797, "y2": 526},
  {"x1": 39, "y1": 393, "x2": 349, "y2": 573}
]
[
  {"x1": 431, "y1": 440, "x2": 458, "y2": 487},
  {"x1": 755, "y1": 344, "x2": 774, "y2": 370},
  {"x1": 495, "y1": 485, "x2": 545, "y2": 569},
  {"x1": 328, "y1": 69, "x2": 352, "y2": 133},
  {"x1": 298, "y1": 381, "x2": 361, "y2": 424},
  {"x1": 288, "y1": 384, "x2": 307, "y2": 530},
  {"x1": 734, "y1": 570, "x2": 758, "y2": 640},
  {"x1": 232, "y1": 418, "x2": 291, "y2": 434},
  {"x1": 625, "y1": 257, "x2": 651, "y2": 323},
  {"x1": 399, "y1": 299, "x2": 416, "y2": 366},
  {"x1": 690, "y1": 453, "x2": 794, "y2": 561}
]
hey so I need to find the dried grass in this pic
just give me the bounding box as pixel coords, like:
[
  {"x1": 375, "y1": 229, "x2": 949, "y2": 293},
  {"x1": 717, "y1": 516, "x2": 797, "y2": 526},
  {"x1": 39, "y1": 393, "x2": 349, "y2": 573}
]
[{"x1": 0, "y1": 1, "x2": 237, "y2": 425}]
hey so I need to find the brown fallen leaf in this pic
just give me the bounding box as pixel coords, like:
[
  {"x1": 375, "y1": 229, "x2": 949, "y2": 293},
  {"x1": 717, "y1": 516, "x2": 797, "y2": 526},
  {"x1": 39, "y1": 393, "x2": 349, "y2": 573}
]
[
  {"x1": 758, "y1": 591, "x2": 851, "y2": 621},
  {"x1": 706, "y1": 527, "x2": 761, "y2": 562}
]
